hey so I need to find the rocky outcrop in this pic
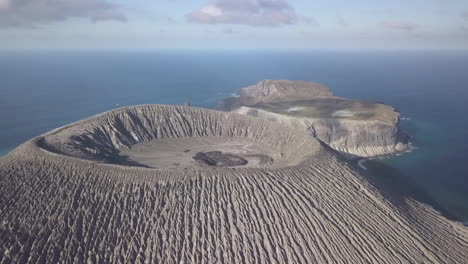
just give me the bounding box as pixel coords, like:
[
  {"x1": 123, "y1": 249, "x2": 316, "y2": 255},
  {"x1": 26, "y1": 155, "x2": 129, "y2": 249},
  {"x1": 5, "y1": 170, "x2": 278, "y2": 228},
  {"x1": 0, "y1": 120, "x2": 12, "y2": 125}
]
[
  {"x1": 234, "y1": 106, "x2": 409, "y2": 158},
  {"x1": 219, "y1": 80, "x2": 410, "y2": 158},
  {"x1": 193, "y1": 151, "x2": 248, "y2": 167},
  {"x1": 0, "y1": 105, "x2": 467, "y2": 263},
  {"x1": 217, "y1": 80, "x2": 334, "y2": 111}
]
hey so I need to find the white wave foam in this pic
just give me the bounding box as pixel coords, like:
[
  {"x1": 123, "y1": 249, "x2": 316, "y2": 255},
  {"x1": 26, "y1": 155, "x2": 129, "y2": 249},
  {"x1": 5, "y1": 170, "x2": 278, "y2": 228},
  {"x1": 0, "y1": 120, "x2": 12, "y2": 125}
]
[{"x1": 357, "y1": 159, "x2": 368, "y2": 170}]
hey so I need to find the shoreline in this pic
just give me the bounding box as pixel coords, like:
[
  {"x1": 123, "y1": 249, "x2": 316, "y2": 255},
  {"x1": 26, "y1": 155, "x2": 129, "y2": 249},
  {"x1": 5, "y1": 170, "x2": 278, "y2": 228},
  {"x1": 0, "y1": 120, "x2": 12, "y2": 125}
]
[
  {"x1": 354, "y1": 142, "x2": 468, "y2": 224},
  {"x1": 354, "y1": 141, "x2": 415, "y2": 170},
  {"x1": 0, "y1": 147, "x2": 13, "y2": 157}
]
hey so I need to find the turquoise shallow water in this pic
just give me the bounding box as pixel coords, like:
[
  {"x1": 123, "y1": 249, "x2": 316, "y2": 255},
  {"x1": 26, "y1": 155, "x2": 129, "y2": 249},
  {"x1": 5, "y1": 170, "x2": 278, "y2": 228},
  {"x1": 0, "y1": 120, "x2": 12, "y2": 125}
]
[
  {"x1": 1, "y1": 50, "x2": 467, "y2": 221},
  {"x1": 0, "y1": 148, "x2": 13, "y2": 157}
]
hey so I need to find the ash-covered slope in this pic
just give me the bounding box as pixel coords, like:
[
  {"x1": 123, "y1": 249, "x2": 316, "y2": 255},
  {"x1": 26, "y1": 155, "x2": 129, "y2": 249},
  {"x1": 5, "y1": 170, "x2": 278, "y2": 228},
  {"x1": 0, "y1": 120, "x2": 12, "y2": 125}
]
[
  {"x1": 38, "y1": 105, "x2": 317, "y2": 168},
  {"x1": 1, "y1": 105, "x2": 467, "y2": 264},
  {"x1": 219, "y1": 80, "x2": 409, "y2": 157}
]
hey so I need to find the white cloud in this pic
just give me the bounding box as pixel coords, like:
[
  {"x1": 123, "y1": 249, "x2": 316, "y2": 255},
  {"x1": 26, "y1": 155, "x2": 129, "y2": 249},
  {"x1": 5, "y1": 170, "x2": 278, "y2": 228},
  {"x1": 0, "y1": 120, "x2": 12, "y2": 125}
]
[
  {"x1": 382, "y1": 21, "x2": 417, "y2": 31},
  {"x1": 187, "y1": 0, "x2": 312, "y2": 27},
  {"x1": 461, "y1": 11, "x2": 468, "y2": 20},
  {"x1": 0, "y1": 0, "x2": 10, "y2": 10},
  {"x1": 337, "y1": 16, "x2": 348, "y2": 27},
  {"x1": 201, "y1": 5, "x2": 223, "y2": 17},
  {"x1": 0, "y1": 0, "x2": 126, "y2": 28}
]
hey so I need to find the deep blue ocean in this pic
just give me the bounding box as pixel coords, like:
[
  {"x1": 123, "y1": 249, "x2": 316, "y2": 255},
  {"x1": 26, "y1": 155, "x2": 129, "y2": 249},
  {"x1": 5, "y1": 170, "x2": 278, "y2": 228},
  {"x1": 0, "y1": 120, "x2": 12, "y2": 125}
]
[{"x1": 1, "y1": 50, "x2": 467, "y2": 221}]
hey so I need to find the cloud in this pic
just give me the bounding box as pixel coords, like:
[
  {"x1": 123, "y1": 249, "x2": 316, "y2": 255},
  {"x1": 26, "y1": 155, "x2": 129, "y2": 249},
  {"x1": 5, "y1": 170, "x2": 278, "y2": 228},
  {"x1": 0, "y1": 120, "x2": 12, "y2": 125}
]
[
  {"x1": 223, "y1": 28, "x2": 240, "y2": 34},
  {"x1": 0, "y1": 0, "x2": 126, "y2": 28},
  {"x1": 301, "y1": 16, "x2": 319, "y2": 26},
  {"x1": 91, "y1": 13, "x2": 127, "y2": 23},
  {"x1": 186, "y1": 0, "x2": 310, "y2": 27},
  {"x1": 382, "y1": 21, "x2": 417, "y2": 31},
  {"x1": 0, "y1": 0, "x2": 10, "y2": 10},
  {"x1": 461, "y1": 11, "x2": 468, "y2": 20},
  {"x1": 337, "y1": 16, "x2": 348, "y2": 27}
]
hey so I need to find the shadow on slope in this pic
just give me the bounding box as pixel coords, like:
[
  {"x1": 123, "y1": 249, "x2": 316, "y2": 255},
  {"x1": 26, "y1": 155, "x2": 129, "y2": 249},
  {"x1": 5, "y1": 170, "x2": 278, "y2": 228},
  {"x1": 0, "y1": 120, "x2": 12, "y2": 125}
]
[{"x1": 356, "y1": 158, "x2": 465, "y2": 223}]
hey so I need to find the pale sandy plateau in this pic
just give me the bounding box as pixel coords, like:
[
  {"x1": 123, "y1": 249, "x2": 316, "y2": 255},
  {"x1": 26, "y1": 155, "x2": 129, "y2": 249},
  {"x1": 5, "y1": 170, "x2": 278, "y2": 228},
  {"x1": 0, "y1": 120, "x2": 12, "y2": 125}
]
[{"x1": 219, "y1": 80, "x2": 410, "y2": 157}]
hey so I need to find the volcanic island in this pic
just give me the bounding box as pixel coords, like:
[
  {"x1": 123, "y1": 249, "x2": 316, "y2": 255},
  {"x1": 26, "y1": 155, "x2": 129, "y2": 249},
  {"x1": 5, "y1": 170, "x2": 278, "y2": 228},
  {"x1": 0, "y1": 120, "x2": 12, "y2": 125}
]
[{"x1": 1, "y1": 80, "x2": 467, "y2": 263}]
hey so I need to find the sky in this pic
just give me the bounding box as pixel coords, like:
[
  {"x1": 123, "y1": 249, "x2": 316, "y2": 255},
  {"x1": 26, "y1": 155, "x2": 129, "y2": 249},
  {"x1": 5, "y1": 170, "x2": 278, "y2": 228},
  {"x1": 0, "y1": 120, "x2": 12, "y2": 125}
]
[{"x1": 0, "y1": 0, "x2": 468, "y2": 50}]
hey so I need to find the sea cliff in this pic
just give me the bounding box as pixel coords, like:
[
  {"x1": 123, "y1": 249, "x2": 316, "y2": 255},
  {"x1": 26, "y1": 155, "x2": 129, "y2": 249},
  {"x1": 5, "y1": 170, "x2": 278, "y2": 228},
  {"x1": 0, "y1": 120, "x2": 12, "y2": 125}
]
[{"x1": 219, "y1": 80, "x2": 410, "y2": 158}]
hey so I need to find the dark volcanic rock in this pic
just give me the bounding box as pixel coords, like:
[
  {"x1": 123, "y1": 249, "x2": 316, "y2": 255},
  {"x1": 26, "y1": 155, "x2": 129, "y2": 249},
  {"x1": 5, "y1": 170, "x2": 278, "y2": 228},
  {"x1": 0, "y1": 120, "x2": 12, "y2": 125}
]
[{"x1": 193, "y1": 151, "x2": 248, "y2": 167}]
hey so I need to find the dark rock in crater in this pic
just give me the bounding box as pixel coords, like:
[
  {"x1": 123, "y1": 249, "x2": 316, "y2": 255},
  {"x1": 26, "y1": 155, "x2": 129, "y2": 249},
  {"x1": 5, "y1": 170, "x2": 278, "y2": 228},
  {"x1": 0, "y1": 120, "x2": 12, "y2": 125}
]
[{"x1": 193, "y1": 151, "x2": 248, "y2": 167}]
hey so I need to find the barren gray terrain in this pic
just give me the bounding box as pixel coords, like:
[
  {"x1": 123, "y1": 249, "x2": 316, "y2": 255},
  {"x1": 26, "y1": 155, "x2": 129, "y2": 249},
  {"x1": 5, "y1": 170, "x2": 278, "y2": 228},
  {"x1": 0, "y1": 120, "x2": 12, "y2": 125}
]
[
  {"x1": 220, "y1": 80, "x2": 409, "y2": 157},
  {"x1": 234, "y1": 105, "x2": 408, "y2": 158},
  {"x1": 120, "y1": 137, "x2": 279, "y2": 169},
  {"x1": 216, "y1": 80, "x2": 334, "y2": 112},
  {"x1": 0, "y1": 105, "x2": 467, "y2": 263}
]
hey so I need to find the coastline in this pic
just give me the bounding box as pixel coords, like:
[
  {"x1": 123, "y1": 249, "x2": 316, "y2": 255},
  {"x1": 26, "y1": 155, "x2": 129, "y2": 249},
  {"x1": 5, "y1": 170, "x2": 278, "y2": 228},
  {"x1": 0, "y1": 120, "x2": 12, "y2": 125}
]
[
  {"x1": 0, "y1": 148, "x2": 13, "y2": 157},
  {"x1": 355, "y1": 141, "x2": 415, "y2": 171},
  {"x1": 354, "y1": 141, "x2": 468, "y2": 224}
]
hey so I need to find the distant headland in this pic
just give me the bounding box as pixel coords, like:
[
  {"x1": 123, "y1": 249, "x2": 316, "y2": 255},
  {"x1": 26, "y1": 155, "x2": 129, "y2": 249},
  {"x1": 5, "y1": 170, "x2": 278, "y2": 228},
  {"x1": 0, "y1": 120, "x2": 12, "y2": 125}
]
[{"x1": 217, "y1": 80, "x2": 410, "y2": 158}]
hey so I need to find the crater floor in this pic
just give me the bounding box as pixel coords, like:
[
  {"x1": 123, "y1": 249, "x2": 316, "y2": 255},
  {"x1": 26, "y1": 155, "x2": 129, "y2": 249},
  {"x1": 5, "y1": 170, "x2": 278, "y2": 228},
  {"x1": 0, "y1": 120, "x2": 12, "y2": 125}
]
[{"x1": 119, "y1": 137, "x2": 279, "y2": 169}]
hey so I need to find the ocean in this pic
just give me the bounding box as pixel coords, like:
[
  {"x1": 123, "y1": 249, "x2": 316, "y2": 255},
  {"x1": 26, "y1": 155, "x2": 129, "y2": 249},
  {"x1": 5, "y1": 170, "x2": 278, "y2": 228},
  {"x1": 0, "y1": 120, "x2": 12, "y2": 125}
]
[{"x1": 1, "y1": 50, "x2": 467, "y2": 221}]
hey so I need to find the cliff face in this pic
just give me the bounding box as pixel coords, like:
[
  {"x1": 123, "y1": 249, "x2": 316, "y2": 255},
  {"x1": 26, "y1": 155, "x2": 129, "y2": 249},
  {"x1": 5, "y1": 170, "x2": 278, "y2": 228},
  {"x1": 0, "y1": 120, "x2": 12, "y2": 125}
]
[
  {"x1": 1, "y1": 105, "x2": 467, "y2": 263},
  {"x1": 219, "y1": 80, "x2": 409, "y2": 158},
  {"x1": 234, "y1": 106, "x2": 409, "y2": 158}
]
